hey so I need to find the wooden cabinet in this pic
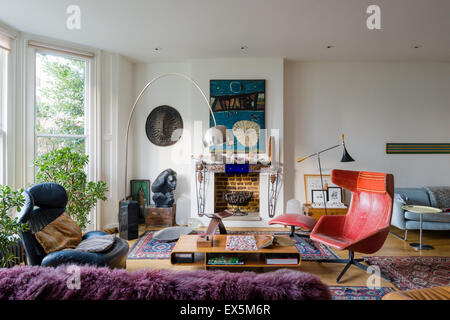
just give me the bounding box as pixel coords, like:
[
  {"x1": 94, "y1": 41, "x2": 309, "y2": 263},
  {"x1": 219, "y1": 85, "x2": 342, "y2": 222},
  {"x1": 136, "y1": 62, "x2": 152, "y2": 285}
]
[{"x1": 302, "y1": 204, "x2": 348, "y2": 221}]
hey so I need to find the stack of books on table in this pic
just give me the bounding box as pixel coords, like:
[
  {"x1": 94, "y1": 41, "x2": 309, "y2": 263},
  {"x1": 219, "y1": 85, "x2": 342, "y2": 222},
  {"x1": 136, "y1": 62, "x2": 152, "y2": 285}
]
[{"x1": 265, "y1": 254, "x2": 299, "y2": 265}]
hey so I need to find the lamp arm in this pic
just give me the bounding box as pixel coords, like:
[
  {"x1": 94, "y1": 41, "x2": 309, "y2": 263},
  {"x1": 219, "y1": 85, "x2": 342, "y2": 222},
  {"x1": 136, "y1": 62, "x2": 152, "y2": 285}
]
[
  {"x1": 297, "y1": 143, "x2": 342, "y2": 163},
  {"x1": 123, "y1": 72, "x2": 216, "y2": 199},
  {"x1": 318, "y1": 143, "x2": 342, "y2": 155}
]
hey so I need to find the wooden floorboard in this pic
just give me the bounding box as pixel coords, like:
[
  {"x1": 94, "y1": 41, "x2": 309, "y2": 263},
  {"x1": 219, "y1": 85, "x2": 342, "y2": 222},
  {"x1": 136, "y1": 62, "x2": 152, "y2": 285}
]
[{"x1": 125, "y1": 225, "x2": 450, "y2": 289}]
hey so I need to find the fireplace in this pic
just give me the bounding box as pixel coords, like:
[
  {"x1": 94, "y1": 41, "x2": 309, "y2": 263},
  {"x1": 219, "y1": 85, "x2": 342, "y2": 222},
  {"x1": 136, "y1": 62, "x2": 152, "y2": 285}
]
[
  {"x1": 194, "y1": 163, "x2": 282, "y2": 223},
  {"x1": 214, "y1": 173, "x2": 260, "y2": 215}
]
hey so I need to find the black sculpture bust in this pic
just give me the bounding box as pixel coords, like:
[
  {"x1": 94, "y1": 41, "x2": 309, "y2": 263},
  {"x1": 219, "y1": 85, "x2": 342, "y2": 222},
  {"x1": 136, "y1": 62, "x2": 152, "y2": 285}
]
[{"x1": 151, "y1": 169, "x2": 177, "y2": 208}]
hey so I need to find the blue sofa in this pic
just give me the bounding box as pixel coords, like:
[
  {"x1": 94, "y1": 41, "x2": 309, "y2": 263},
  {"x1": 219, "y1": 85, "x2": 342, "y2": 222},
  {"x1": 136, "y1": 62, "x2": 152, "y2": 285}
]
[{"x1": 392, "y1": 187, "x2": 450, "y2": 240}]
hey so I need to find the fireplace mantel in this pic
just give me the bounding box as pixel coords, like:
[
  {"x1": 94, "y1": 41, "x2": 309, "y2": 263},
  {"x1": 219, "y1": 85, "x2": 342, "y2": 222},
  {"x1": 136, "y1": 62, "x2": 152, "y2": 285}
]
[{"x1": 198, "y1": 163, "x2": 278, "y2": 173}]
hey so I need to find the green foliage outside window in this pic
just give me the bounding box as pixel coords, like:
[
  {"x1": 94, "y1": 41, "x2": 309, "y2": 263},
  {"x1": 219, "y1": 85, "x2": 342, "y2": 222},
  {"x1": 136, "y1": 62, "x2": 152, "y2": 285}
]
[{"x1": 35, "y1": 52, "x2": 87, "y2": 156}]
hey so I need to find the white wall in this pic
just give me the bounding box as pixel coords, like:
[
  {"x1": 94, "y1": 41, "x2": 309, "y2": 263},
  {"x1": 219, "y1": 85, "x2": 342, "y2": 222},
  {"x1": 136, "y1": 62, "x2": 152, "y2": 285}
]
[
  {"x1": 284, "y1": 61, "x2": 450, "y2": 204},
  {"x1": 99, "y1": 52, "x2": 135, "y2": 228},
  {"x1": 129, "y1": 58, "x2": 285, "y2": 227}
]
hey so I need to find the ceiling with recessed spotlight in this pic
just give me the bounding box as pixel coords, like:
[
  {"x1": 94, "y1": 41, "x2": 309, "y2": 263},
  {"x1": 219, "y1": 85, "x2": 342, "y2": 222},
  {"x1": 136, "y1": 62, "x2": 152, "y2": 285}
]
[{"x1": 0, "y1": 0, "x2": 449, "y2": 62}]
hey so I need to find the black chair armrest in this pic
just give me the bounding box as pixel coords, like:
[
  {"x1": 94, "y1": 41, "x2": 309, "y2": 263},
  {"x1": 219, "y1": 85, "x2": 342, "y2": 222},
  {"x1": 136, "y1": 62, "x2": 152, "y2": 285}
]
[{"x1": 41, "y1": 249, "x2": 107, "y2": 267}]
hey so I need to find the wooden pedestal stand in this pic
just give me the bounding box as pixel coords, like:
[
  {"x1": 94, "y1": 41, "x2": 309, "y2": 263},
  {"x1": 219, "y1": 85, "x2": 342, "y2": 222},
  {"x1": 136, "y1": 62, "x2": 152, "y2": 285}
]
[{"x1": 145, "y1": 204, "x2": 176, "y2": 227}]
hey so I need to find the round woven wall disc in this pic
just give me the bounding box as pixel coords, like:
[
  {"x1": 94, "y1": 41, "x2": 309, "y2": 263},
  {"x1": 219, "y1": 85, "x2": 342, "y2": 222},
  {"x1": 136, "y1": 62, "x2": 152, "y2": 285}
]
[{"x1": 145, "y1": 105, "x2": 183, "y2": 146}]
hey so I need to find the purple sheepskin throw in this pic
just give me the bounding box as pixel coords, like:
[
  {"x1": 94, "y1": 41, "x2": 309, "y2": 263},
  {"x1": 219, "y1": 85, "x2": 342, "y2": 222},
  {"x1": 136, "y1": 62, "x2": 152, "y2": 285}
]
[{"x1": 0, "y1": 265, "x2": 331, "y2": 300}]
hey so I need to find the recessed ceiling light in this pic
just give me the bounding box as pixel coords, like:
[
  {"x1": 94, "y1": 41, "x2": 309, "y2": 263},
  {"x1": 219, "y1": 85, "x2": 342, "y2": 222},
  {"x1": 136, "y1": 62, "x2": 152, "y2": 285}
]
[
  {"x1": 240, "y1": 45, "x2": 248, "y2": 50},
  {"x1": 412, "y1": 45, "x2": 422, "y2": 49},
  {"x1": 326, "y1": 45, "x2": 334, "y2": 49}
]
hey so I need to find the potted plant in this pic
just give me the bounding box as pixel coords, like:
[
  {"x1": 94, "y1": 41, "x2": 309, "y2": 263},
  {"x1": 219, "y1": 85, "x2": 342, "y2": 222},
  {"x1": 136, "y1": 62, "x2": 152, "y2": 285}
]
[
  {"x1": 33, "y1": 147, "x2": 108, "y2": 230},
  {"x1": 0, "y1": 185, "x2": 29, "y2": 268}
]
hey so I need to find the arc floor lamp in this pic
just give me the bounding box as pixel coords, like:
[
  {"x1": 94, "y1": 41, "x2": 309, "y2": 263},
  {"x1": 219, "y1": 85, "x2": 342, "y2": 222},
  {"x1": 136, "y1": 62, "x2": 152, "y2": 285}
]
[
  {"x1": 123, "y1": 72, "x2": 227, "y2": 199},
  {"x1": 119, "y1": 73, "x2": 227, "y2": 240},
  {"x1": 296, "y1": 134, "x2": 355, "y2": 215}
]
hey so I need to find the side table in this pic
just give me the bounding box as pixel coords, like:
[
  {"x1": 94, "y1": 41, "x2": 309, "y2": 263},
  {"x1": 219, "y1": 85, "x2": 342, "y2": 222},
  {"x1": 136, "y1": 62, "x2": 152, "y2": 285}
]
[
  {"x1": 302, "y1": 203, "x2": 348, "y2": 221},
  {"x1": 402, "y1": 205, "x2": 442, "y2": 250}
]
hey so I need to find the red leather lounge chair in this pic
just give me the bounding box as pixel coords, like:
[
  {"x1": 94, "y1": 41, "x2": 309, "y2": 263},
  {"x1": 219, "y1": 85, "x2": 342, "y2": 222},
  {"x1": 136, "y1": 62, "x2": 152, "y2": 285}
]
[{"x1": 310, "y1": 169, "x2": 394, "y2": 283}]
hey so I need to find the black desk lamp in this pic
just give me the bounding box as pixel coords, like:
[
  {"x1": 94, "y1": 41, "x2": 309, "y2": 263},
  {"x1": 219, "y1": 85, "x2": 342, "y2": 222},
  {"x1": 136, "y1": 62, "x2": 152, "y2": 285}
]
[{"x1": 296, "y1": 134, "x2": 355, "y2": 215}]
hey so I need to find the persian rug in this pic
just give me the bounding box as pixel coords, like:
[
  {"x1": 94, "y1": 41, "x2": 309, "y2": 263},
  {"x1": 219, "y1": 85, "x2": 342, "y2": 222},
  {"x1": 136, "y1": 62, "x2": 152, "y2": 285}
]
[
  {"x1": 127, "y1": 230, "x2": 339, "y2": 261},
  {"x1": 0, "y1": 266, "x2": 331, "y2": 300},
  {"x1": 127, "y1": 231, "x2": 176, "y2": 259},
  {"x1": 364, "y1": 256, "x2": 450, "y2": 290},
  {"x1": 329, "y1": 286, "x2": 395, "y2": 300}
]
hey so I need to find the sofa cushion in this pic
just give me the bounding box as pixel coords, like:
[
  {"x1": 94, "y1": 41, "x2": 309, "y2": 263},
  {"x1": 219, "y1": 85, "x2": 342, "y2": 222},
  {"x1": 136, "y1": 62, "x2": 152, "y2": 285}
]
[
  {"x1": 405, "y1": 210, "x2": 450, "y2": 223},
  {"x1": 425, "y1": 187, "x2": 450, "y2": 208},
  {"x1": 405, "y1": 220, "x2": 450, "y2": 231},
  {"x1": 394, "y1": 193, "x2": 408, "y2": 204},
  {"x1": 394, "y1": 188, "x2": 431, "y2": 206},
  {"x1": 35, "y1": 213, "x2": 82, "y2": 254}
]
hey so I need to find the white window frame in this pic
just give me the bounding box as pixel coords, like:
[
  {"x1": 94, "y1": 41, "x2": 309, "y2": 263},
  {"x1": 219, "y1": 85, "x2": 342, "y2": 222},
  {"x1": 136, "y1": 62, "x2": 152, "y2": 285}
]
[
  {"x1": 0, "y1": 49, "x2": 6, "y2": 185},
  {"x1": 25, "y1": 41, "x2": 100, "y2": 229}
]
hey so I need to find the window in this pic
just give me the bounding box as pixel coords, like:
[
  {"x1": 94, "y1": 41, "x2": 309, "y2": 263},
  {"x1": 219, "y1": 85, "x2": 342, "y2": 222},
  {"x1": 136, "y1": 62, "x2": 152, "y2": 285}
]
[
  {"x1": 34, "y1": 51, "x2": 89, "y2": 156},
  {"x1": 26, "y1": 42, "x2": 98, "y2": 229},
  {"x1": 0, "y1": 48, "x2": 7, "y2": 185}
]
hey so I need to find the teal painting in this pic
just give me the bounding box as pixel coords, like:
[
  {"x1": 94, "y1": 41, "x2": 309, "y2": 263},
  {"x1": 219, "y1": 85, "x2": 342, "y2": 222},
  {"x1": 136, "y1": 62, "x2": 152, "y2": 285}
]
[{"x1": 210, "y1": 80, "x2": 265, "y2": 152}]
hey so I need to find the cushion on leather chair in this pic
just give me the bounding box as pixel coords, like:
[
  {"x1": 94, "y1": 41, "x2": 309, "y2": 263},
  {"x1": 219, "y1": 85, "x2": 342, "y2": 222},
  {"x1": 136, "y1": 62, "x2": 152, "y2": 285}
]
[
  {"x1": 75, "y1": 234, "x2": 115, "y2": 253},
  {"x1": 35, "y1": 213, "x2": 82, "y2": 254}
]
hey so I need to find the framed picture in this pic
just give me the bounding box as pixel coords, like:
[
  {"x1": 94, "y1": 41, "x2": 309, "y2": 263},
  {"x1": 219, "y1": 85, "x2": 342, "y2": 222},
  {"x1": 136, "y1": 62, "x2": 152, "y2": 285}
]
[
  {"x1": 304, "y1": 174, "x2": 346, "y2": 204},
  {"x1": 311, "y1": 190, "x2": 327, "y2": 205},
  {"x1": 210, "y1": 80, "x2": 265, "y2": 153},
  {"x1": 327, "y1": 187, "x2": 343, "y2": 203},
  {"x1": 130, "y1": 180, "x2": 151, "y2": 207}
]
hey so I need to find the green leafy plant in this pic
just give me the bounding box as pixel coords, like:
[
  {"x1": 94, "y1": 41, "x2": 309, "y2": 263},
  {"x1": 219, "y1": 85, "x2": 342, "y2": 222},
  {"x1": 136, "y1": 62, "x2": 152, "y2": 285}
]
[
  {"x1": 34, "y1": 147, "x2": 108, "y2": 230},
  {"x1": 0, "y1": 185, "x2": 29, "y2": 268}
]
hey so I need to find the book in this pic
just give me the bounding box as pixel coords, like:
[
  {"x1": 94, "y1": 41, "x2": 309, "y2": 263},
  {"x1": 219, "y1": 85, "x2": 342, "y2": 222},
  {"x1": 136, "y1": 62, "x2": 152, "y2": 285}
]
[
  {"x1": 258, "y1": 235, "x2": 295, "y2": 249},
  {"x1": 207, "y1": 255, "x2": 244, "y2": 265},
  {"x1": 265, "y1": 254, "x2": 299, "y2": 265},
  {"x1": 225, "y1": 235, "x2": 258, "y2": 251},
  {"x1": 258, "y1": 235, "x2": 274, "y2": 249}
]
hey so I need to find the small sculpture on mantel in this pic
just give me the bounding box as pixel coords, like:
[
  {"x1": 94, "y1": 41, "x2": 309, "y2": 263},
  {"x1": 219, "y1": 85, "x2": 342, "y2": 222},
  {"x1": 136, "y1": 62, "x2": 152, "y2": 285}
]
[{"x1": 151, "y1": 169, "x2": 177, "y2": 208}]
